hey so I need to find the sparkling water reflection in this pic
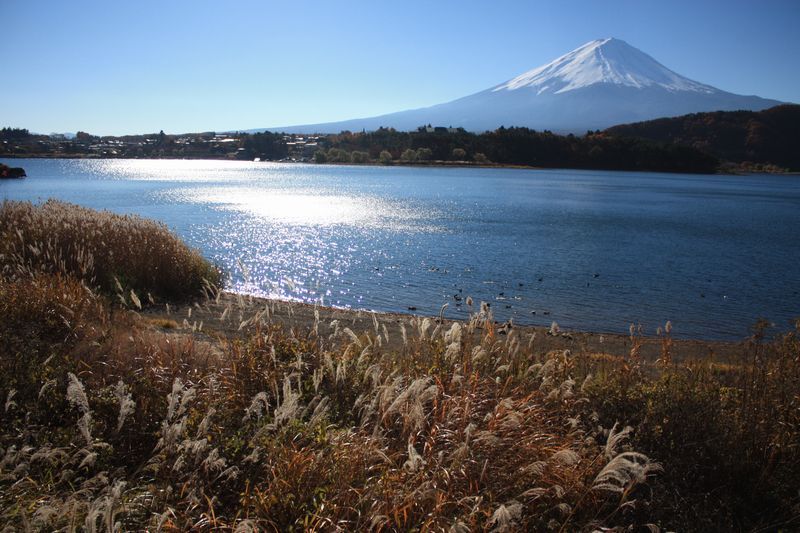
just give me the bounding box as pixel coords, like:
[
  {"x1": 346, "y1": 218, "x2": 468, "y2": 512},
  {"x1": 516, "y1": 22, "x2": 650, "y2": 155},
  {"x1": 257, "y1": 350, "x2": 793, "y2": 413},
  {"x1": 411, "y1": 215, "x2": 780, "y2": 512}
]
[{"x1": 2, "y1": 158, "x2": 799, "y2": 339}]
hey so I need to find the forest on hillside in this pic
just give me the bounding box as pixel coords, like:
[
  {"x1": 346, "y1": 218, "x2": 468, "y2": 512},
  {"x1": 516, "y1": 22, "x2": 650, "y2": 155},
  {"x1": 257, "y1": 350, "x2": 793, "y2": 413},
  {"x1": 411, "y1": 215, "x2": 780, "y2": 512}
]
[
  {"x1": 320, "y1": 126, "x2": 719, "y2": 174},
  {"x1": 605, "y1": 104, "x2": 800, "y2": 171}
]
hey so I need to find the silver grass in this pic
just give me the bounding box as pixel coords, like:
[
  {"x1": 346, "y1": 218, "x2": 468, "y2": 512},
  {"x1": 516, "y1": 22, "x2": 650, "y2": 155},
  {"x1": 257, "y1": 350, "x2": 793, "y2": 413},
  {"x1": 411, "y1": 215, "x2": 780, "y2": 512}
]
[
  {"x1": 551, "y1": 448, "x2": 581, "y2": 466},
  {"x1": 580, "y1": 374, "x2": 594, "y2": 394},
  {"x1": 472, "y1": 430, "x2": 501, "y2": 447},
  {"x1": 324, "y1": 353, "x2": 335, "y2": 377},
  {"x1": 445, "y1": 341, "x2": 461, "y2": 362},
  {"x1": 78, "y1": 451, "x2": 98, "y2": 470},
  {"x1": 242, "y1": 446, "x2": 261, "y2": 464},
  {"x1": 445, "y1": 322, "x2": 463, "y2": 344},
  {"x1": 521, "y1": 486, "x2": 548, "y2": 498},
  {"x1": 1, "y1": 445, "x2": 18, "y2": 470},
  {"x1": 540, "y1": 377, "x2": 555, "y2": 395},
  {"x1": 357, "y1": 345, "x2": 372, "y2": 366},
  {"x1": 32, "y1": 505, "x2": 60, "y2": 528},
  {"x1": 113, "y1": 380, "x2": 135, "y2": 432},
  {"x1": 31, "y1": 445, "x2": 69, "y2": 466},
  {"x1": 471, "y1": 346, "x2": 487, "y2": 365},
  {"x1": 195, "y1": 407, "x2": 216, "y2": 438},
  {"x1": 154, "y1": 508, "x2": 175, "y2": 531},
  {"x1": 343, "y1": 327, "x2": 361, "y2": 347},
  {"x1": 592, "y1": 451, "x2": 662, "y2": 494},
  {"x1": 559, "y1": 377, "x2": 576, "y2": 400},
  {"x1": 271, "y1": 377, "x2": 301, "y2": 428},
  {"x1": 309, "y1": 396, "x2": 330, "y2": 426},
  {"x1": 335, "y1": 359, "x2": 347, "y2": 384},
  {"x1": 362, "y1": 363, "x2": 383, "y2": 390},
  {"x1": 3, "y1": 389, "x2": 16, "y2": 413},
  {"x1": 536, "y1": 358, "x2": 558, "y2": 380},
  {"x1": 129, "y1": 289, "x2": 141, "y2": 310},
  {"x1": 201, "y1": 447, "x2": 226, "y2": 474},
  {"x1": 243, "y1": 392, "x2": 269, "y2": 422},
  {"x1": 525, "y1": 363, "x2": 542, "y2": 377},
  {"x1": 523, "y1": 461, "x2": 548, "y2": 477},
  {"x1": 370, "y1": 515, "x2": 391, "y2": 530},
  {"x1": 487, "y1": 501, "x2": 522, "y2": 532},
  {"x1": 38, "y1": 379, "x2": 56, "y2": 400},
  {"x1": 312, "y1": 367, "x2": 324, "y2": 392},
  {"x1": 499, "y1": 409, "x2": 523, "y2": 430},
  {"x1": 59, "y1": 468, "x2": 75, "y2": 484},
  {"x1": 419, "y1": 317, "x2": 432, "y2": 340},
  {"x1": 67, "y1": 373, "x2": 90, "y2": 414},
  {"x1": 84, "y1": 500, "x2": 104, "y2": 533},
  {"x1": 555, "y1": 502, "x2": 572, "y2": 515},
  {"x1": 403, "y1": 442, "x2": 425, "y2": 472},
  {"x1": 234, "y1": 519, "x2": 258, "y2": 533},
  {"x1": 67, "y1": 373, "x2": 93, "y2": 445},
  {"x1": 384, "y1": 377, "x2": 437, "y2": 429},
  {"x1": 604, "y1": 422, "x2": 633, "y2": 460}
]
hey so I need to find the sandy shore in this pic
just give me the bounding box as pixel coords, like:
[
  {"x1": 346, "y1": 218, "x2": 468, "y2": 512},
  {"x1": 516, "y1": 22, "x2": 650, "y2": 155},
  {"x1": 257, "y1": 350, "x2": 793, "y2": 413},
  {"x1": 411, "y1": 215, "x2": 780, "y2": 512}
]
[{"x1": 142, "y1": 292, "x2": 746, "y2": 363}]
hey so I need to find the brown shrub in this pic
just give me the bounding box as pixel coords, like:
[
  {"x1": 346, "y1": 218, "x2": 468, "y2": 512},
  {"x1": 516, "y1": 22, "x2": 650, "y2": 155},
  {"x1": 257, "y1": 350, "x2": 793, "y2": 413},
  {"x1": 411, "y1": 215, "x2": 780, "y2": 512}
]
[{"x1": 0, "y1": 199, "x2": 222, "y2": 302}]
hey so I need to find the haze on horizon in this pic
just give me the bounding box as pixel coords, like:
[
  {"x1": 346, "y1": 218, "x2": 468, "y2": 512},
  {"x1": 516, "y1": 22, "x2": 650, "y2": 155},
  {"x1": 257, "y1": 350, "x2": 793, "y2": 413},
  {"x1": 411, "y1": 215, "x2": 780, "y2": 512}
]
[{"x1": 2, "y1": 0, "x2": 799, "y2": 136}]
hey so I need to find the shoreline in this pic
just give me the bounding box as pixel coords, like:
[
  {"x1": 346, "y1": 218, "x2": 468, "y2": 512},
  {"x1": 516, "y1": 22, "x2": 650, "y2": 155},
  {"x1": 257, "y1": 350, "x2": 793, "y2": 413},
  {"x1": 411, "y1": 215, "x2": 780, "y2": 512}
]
[
  {"x1": 145, "y1": 291, "x2": 746, "y2": 364},
  {"x1": 4, "y1": 154, "x2": 798, "y2": 176}
]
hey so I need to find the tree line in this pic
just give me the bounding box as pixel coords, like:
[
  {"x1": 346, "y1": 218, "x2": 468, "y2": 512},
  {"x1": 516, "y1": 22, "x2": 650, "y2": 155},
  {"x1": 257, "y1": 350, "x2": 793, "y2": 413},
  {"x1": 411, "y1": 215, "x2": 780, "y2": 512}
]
[{"x1": 314, "y1": 126, "x2": 719, "y2": 173}]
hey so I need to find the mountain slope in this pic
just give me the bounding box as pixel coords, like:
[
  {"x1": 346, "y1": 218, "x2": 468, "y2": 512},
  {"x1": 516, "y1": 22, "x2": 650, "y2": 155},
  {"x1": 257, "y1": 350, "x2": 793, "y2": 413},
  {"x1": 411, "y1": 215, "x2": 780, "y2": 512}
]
[{"x1": 262, "y1": 38, "x2": 783, "y2": 134}]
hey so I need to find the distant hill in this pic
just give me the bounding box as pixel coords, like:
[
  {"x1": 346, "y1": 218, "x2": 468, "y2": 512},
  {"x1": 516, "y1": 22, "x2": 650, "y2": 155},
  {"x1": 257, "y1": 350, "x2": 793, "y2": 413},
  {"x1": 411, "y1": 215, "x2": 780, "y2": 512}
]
[
  {"x1": 605, "y1": 104, "x2": 800, "y2": 170},
  {"x1": 258, "y1": 38, "x2": 783, "y2": 135}
]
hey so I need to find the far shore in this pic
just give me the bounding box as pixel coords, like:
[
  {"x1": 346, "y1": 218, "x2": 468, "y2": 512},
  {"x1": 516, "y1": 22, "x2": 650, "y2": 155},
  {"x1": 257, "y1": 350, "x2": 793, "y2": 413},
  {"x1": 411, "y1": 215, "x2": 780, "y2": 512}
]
[
  {"x1": 6, "y1": 154, "x2": 800, "y2": 176},
  {"x1": 4, "y1": 154, "x2": 797, "y2": 175}
]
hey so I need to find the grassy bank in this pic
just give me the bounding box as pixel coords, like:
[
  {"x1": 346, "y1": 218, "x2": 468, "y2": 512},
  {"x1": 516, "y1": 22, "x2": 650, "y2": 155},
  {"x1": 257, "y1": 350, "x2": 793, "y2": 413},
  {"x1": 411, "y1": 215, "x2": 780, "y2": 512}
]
[{"x1": 1, "y1": 201, "x2": 798, "y2": 531}]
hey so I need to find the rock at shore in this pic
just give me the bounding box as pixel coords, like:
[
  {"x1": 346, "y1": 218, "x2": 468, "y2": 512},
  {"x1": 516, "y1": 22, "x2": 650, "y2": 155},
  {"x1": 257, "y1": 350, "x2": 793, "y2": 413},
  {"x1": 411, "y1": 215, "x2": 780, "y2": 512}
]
[{"x1": 0, "y1": 163, "x2": 26, "y2": 179}]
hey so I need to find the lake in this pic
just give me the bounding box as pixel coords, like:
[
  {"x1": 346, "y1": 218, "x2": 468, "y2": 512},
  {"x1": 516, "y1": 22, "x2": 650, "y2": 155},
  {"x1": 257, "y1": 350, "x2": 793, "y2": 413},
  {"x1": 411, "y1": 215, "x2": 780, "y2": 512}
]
[{"x1": 2, "y1": 158, "x2": 799, "y2": 339}]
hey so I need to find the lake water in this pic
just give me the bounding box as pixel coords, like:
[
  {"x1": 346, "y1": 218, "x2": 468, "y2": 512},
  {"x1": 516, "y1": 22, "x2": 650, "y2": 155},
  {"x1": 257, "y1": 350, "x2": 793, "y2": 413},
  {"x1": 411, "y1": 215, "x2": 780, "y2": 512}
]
[{"x1": 2, "y1": 158, "x2": 799, "y2": 339}]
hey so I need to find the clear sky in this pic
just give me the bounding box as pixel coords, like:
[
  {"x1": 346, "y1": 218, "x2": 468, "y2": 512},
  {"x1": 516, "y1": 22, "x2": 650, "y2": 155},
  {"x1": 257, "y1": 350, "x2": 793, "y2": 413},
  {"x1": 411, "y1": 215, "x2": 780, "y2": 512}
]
[{"x1": 2, "y1": 0, "x2": 798, "y2": 135}]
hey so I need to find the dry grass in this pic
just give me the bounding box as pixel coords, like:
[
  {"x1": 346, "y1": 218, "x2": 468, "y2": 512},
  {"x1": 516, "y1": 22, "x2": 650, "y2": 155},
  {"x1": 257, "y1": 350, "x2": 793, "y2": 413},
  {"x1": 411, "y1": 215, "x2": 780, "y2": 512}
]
[
  {"x1": 0, "y1": 203, "x2": 798, "y2": 531},
  {"x1": 0, "y1": 199, "x2": 221, "y2": 302}
]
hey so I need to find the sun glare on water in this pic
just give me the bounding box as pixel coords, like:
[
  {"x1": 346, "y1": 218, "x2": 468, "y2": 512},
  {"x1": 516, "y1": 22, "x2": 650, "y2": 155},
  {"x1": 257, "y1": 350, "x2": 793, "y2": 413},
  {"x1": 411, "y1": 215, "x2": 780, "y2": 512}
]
[{"x1": 175, "y1": 186, "x2": 435, "y2": 230}]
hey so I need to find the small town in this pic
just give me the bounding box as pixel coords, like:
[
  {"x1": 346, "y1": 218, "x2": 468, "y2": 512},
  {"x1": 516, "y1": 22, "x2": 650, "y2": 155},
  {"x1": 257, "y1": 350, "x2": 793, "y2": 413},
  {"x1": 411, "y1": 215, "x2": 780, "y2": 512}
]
[{"x1": 0, "y1": 128, "x2": 320, "y2": 161}]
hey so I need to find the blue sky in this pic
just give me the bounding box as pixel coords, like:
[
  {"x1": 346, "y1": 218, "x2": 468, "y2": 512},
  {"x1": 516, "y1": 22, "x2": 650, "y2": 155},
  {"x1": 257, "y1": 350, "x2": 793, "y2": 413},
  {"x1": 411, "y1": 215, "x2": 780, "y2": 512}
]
[{"x1": 2, "y1": 0, "x2": 798, "y2": 135}]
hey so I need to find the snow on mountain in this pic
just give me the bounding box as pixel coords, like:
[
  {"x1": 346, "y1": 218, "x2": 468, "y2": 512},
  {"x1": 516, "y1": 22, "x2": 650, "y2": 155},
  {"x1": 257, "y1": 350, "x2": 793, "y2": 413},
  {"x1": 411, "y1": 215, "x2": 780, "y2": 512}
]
[
  {"x1": 261, "y1": 38, "x2": 784, "y2": 134},
  {"x1": 492, "y1": 38, "x2": 715, "y2": 95}
]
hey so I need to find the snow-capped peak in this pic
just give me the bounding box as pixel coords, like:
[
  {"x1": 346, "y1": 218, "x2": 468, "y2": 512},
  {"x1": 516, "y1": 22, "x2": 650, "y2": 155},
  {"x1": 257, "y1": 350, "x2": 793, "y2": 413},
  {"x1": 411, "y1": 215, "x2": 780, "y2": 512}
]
[{"x1": 492, "y1": 38, "x2": 716, "y2": 95}]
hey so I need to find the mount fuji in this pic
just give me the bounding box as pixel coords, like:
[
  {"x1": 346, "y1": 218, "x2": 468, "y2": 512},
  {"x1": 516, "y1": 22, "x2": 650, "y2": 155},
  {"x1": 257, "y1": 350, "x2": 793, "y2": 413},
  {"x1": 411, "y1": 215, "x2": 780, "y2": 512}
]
[{"x1": 265, "y1": 38, "x2": 783, "y2": 134}]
